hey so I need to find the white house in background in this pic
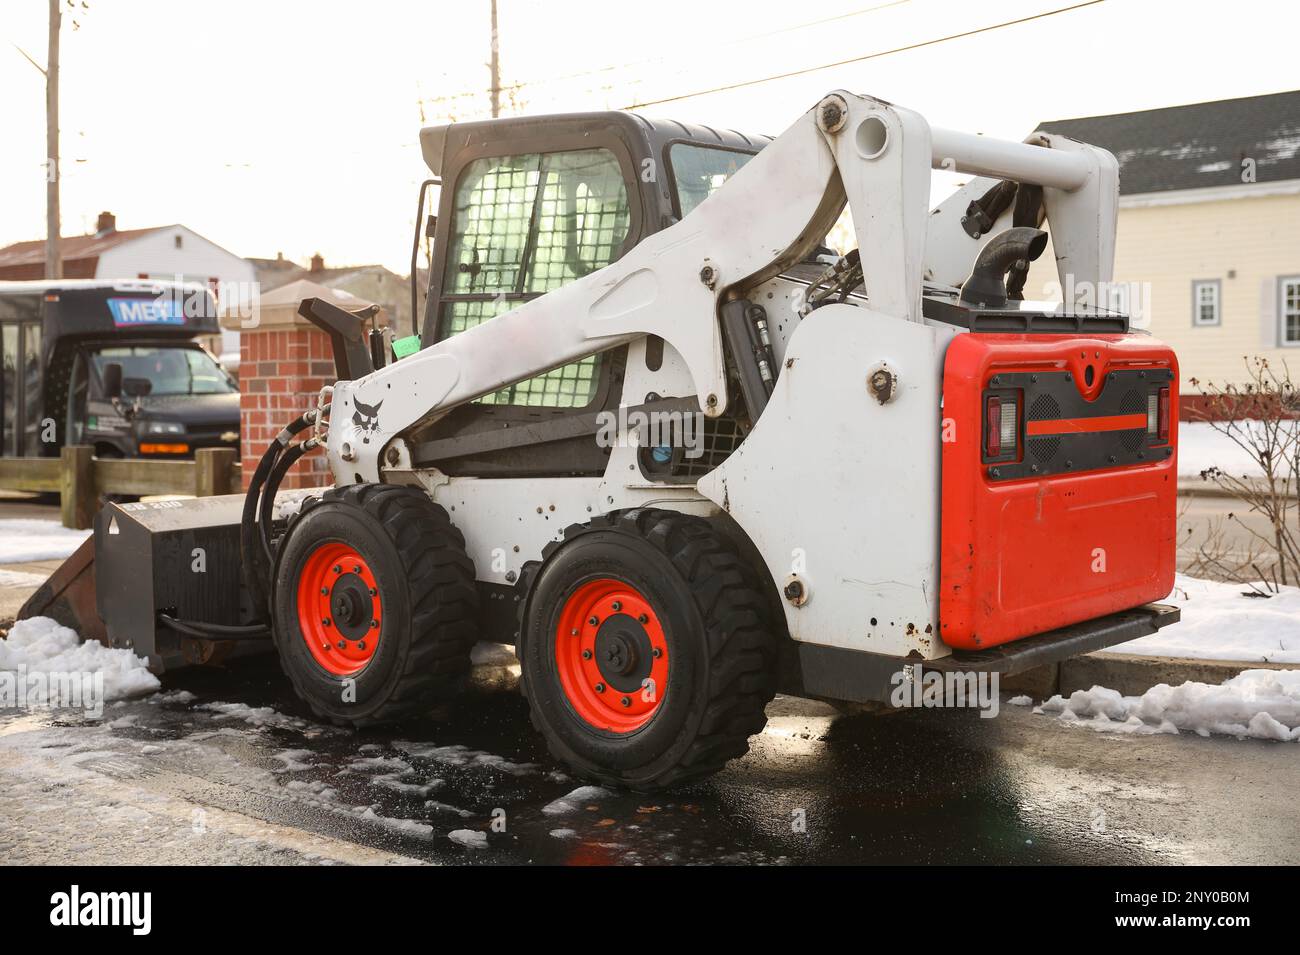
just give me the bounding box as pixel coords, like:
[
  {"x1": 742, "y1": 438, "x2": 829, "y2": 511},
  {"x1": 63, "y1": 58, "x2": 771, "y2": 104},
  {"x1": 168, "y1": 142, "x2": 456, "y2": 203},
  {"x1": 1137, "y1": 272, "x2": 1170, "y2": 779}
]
[{"x1": 0, "y1": 212, "x2": 255, "y2": 364}]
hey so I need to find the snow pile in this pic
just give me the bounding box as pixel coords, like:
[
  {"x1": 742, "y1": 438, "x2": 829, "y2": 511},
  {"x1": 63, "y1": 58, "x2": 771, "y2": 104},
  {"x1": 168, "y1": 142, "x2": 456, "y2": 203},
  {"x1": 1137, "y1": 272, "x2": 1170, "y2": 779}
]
[
  {"x1": 1037, "y1": 669, "x2": 1300, "y2": 741},
  {"x1": 1177, "y1": 420, "x2": 1298, "y2": 480},
  {"x1": 0, "y1": 520, "x2": 92, "y2": 564},
  {"x1": 542, "y1": 785, "x2": 610, "y2": 816},
  {"x1": 0, "y1": 616, "x2": 159, "y2": 703},
  {"x1": 1116, "y1": 574, "x2": 1300, "y2": 663}
]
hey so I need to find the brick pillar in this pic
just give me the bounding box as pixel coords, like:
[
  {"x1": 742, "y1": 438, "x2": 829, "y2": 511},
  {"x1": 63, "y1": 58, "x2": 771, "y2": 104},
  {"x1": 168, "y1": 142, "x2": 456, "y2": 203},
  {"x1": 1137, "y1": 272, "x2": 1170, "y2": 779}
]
[{"x1": 234, "y1": 325, "x2": 337, "y2": 490}]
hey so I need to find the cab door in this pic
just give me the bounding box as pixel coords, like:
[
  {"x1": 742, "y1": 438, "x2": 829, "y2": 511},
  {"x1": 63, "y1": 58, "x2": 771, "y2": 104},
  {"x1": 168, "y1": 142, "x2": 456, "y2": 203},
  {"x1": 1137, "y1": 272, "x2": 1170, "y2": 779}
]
[{"x1": 416, "y1": 134, "x2": 645, "y2": 477}]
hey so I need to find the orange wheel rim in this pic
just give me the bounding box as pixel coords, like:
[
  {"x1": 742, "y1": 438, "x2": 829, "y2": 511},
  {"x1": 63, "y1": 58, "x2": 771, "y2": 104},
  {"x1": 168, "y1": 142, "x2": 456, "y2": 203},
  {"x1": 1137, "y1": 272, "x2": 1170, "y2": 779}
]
[
  {"x1": 555, "y1": 578, "x2": 668, "y2": 732},
  {"x1": 296, "y1": 541, "x2": 382, "y2": 677}
]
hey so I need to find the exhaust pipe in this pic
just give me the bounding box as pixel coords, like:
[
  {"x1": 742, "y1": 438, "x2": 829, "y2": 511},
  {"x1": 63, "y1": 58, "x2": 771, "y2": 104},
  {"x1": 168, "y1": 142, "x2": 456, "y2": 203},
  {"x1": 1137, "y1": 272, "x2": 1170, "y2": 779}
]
[{"x1": 960, "y1": 226, "x2": 1048, "y2": 309}]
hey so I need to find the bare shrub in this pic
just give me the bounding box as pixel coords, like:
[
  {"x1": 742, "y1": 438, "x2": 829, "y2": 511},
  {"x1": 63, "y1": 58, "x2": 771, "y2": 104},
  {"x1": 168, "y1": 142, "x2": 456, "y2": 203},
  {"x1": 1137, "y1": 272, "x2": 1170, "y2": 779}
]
[{"x1": 1189, "y1": 357, "x2": 1300, "y2": 585}]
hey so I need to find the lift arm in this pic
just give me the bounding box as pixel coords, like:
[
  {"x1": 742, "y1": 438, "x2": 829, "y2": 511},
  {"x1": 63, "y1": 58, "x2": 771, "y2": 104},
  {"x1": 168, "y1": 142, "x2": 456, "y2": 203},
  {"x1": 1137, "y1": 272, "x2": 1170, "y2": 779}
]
[{"x1": 327, "y1": 90, "x2": 1118, "y2": 485}]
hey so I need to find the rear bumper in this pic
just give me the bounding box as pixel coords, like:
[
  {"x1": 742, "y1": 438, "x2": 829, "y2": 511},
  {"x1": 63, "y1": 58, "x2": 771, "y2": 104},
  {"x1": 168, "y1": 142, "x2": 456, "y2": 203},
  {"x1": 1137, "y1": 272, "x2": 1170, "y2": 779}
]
[
  {"x1": 790, "y1": 602, "x2": 1180, "y2": 704},
  {"x1": 924, "y1": 602, "x2": 1179, "y2": 676}
]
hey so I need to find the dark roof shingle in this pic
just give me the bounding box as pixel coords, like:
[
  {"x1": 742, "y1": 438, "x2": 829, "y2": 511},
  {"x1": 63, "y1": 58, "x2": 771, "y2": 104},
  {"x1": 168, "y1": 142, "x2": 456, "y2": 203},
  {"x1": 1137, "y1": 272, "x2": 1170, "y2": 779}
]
[
  {"x1": 0, "y1": 226, "x2": 164, "y2": 269},
  {"x1": 1037, "y1": 89, "x2": 1300, "y2": 195}
]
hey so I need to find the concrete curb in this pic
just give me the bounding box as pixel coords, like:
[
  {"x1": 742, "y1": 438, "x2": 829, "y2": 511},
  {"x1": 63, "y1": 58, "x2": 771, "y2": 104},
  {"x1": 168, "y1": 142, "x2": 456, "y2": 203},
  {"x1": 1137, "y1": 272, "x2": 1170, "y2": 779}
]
[{"x1": 1003, "y1": 652, "x2": 1297, "y2": 700}]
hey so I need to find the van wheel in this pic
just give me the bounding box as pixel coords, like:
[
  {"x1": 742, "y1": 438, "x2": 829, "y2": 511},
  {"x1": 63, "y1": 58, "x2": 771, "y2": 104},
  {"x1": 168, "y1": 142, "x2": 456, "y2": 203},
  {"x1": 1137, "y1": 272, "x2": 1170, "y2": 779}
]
[
  {"x1": 516, "y1": 508, "x2": 777, "y2": 790},
  {"x1": 272, "y1": 484, "x2": 478, "y2": 726}
]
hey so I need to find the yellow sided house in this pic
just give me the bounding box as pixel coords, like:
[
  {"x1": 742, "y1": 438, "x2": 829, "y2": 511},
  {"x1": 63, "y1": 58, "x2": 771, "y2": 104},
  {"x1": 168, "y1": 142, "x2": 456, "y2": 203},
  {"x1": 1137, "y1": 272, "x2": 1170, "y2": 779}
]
[{"x1": 1029, "y1": 89, "x2": 1300, "y2": 417}]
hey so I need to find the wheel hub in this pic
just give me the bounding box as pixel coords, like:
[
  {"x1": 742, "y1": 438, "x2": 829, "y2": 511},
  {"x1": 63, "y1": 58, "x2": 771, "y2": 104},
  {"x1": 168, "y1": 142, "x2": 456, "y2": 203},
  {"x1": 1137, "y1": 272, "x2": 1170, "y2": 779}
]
[
  {"x1": 594, "y1": 616, "x2": 652, "y2": 690},
  {"x1": 296, "y1": 543, "x2": 382, "y2": 676},
  {"x1": 329, "y1": 573, "x2": 371, "y2": 636},
  {"x1": 554, "y1": 578, "x2": 669, "y2": 733}
]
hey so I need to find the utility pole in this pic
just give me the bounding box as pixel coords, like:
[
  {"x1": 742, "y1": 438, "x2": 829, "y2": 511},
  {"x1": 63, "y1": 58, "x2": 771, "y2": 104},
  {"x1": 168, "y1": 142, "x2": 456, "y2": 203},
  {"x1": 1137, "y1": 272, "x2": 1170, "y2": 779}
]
[
  {"x1": 488, "y1": 0, "x2": 500, "y2": 118},
  {"x1": 45, "y1": 0, "x2": 62, "y2": 279}
]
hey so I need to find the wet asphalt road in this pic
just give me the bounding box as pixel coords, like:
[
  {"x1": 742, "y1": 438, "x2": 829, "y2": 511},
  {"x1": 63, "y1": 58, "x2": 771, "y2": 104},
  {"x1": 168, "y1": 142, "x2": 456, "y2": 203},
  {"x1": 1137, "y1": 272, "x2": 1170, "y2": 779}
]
[{"x1": 1, "y1": 651, "x2": 1297, "y2": 866}]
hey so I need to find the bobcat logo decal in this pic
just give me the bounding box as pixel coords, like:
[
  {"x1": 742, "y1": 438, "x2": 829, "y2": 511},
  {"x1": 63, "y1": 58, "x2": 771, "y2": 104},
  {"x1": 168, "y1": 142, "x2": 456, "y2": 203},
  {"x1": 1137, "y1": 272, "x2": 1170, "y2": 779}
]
[{"x1": 352, "y1": 398, "x2": 383, "y2": 444}]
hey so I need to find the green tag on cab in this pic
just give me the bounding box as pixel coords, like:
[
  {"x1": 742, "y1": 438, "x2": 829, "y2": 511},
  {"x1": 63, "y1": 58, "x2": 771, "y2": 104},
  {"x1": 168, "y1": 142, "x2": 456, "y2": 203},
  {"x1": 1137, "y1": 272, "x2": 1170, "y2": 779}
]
[{"x1": 392, "y1": 335, "x2": 421, "y2": 359}]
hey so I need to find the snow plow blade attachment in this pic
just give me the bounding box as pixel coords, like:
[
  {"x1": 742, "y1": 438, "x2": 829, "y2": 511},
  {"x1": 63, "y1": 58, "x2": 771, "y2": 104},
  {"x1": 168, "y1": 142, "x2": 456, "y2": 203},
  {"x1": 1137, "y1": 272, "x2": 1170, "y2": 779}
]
[{"x1": 91, "y1": 496, "x2": 268, "y2": 673}]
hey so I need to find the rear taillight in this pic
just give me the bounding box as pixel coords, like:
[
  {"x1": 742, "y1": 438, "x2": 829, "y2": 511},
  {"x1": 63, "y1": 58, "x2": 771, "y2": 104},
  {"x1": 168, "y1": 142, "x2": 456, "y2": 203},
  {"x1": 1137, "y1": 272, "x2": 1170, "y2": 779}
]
[
  {"x1": 986, "y1": 397, "x2": 1001, "y2": 457},
  {"x1": 1148, "y1": 387, "x2": 1171, "y2": 442},
  {"x1": 985, "y1": 395, "x2": 1017, "y2": 459}
]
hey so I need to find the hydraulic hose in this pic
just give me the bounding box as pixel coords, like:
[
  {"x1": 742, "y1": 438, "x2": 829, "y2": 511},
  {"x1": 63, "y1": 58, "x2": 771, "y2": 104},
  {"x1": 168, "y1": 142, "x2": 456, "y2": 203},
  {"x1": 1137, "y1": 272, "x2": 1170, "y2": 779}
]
[
  {"x1": 257, "y1": 438, "x2": 317, "y2": 565},
  {"x1": 959, "y1": 227, "x2": 1048, "y2": 309},
  {"x1": 239, "y1": 409, "x2": 320, "y2": 620},
  {"x1": 157, "y1": 613, "x2": 271, "y2": 641}
]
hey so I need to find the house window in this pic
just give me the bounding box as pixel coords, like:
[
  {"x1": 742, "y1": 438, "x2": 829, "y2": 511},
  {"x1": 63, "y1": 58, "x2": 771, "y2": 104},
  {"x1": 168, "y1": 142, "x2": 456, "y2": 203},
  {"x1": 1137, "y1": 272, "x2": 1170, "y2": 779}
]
[
  {"x1": 1281, "y1": 277, "x2": 1300, "y2": 346},
  {"x1": 1191, "y1": 280, "x2": 1220, "y2": 327},
  {"x1": 174, "y1": 234, "x2": 183, "y2": 249}
]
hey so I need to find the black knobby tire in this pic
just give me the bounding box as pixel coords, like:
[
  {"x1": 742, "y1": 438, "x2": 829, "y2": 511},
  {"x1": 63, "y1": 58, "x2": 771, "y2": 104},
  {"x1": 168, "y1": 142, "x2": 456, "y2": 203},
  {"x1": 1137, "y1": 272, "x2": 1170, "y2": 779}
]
[
  {"x1": 516, "y1": 508, "x2": 778, "y2": 790},
  {"x1": 272, "y1": 483, "x2": 478, "y2": 727}
]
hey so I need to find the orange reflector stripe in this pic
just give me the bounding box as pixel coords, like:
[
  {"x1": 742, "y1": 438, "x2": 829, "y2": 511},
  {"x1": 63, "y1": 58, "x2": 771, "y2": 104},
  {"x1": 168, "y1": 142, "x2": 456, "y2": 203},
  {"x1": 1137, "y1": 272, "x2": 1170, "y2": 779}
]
[
  {"x1": 139, "y1": 443, "x2": 190, "y2": 454},
  {"x1": 1026, "y1": 413, "x2": 1148, "y2": 436}
]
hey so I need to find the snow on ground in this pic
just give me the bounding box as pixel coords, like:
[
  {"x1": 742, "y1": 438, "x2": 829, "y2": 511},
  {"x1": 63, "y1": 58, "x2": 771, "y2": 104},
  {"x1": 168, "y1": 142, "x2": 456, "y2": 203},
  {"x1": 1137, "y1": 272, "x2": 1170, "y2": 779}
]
[
  {"x1": 447, "y1": 828, "x2": 488, "y2": 849},
  {"x1": 0, "y1": 616, "x2": 159, "y2": 703},
  {"x1": 1114, "y1": 574, "x2": 1300, "y2": 663},
  {"x1": 1177, "y1": 420, "x2": 1298, "y2": 479},
  {"x1": 0, "y1": 568, "x2": 48, "y2": 587},
  {"x1": 196, "y1": 700, "x2": 337, "y2": 735},
  {"x1": 1036, "y1": 669, "x2": 1300, "y2": 741},
  {"x1": 393, "y1": 740, "x2": 538, "y2": 776},
  {"x1": 0, "y1": 519, "x2": 92, "y2": 564},
  {"x1": 542, "y1": 785, "x2": 611, "y2": 816}
]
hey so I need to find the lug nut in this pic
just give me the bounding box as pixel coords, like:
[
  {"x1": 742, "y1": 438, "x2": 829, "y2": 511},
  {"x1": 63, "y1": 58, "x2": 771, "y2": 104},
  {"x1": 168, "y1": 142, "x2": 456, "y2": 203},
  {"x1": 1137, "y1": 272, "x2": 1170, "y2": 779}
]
[
  {"x1": 368, "y1": 587, "x2": 377, "y2": 596},
  {"x1": 620, "y1": 696, "x2": 631, "y2": 707},
  {"x1": 320, "y1": 587, "x2": 329, "y2": 595},
  {"x1": 370, "y1": 619, "x2": 378, "y2": 629},
  {"x1": 333, "y1": 565, "x2": 342, "y2": 574},
  {"x1": 588, "y1": 615, "x2": 599, "y2": 626},
  {"x1": 336, "y1": 640, "x2": 346, "y2": 649},
  {"x1": 353, "y1": 565, "x2": 361, "y2": 574},
  {"x1": 357, "y1": 641, "x2": 366, "y2": 651},
  {"x1": 611, "y1": 601, "x2": 622, "y2": 611},
  {"x1": 594, "y1": 682, "x2": 605, "y2": 693},
  {"x1": 322, "y1": 617, "x2": 331, "y2": 627},
  {"x1": 582, "y1": 649, "x2": 592, "y2": 660},
  {"x1": 652, "y1": 647, "x2": 662, "y2": 658},
  {"x1": 638, "y1": 614, "x2": 648, "y2": 624}
]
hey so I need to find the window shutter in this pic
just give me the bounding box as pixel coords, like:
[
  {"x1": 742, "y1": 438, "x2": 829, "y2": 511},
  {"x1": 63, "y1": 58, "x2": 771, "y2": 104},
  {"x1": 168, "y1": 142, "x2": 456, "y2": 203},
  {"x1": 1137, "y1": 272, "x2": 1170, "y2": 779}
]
[{"x1": 1260, "y1": 277, "x2": 1277, "y2": 348}]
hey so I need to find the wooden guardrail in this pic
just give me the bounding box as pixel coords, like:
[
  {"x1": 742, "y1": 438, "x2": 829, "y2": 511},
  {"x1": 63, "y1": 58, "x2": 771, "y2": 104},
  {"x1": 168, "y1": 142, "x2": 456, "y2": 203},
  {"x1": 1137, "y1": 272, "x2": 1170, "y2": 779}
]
[{"x1": 0, "y1": 446, "x2": 240, "y2": 529}]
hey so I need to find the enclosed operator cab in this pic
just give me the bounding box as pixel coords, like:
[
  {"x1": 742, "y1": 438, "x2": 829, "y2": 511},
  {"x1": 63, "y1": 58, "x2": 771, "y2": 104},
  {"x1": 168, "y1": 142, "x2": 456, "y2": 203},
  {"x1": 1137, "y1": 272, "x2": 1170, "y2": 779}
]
[{"x1": 0, "y1": 280, "x2": 239, "y2": 461}]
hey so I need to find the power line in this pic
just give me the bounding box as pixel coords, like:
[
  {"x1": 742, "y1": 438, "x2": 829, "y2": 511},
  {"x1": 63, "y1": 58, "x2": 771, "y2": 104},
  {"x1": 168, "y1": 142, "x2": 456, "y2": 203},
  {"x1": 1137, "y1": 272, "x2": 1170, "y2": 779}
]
[
  {"x1": 624, "y1": 0, "x2": 1106, "y2": 109},
  {"x1": 416, "y1": 0, "x2": 911, "y2": 108}
]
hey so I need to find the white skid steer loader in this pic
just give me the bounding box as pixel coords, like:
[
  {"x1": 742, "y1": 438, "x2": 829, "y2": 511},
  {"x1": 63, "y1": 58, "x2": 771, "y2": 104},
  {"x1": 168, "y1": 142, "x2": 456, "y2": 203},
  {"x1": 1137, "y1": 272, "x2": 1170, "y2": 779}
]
[{"x1": 69, "y1": 90, "x2": 1179, "y2": 790}]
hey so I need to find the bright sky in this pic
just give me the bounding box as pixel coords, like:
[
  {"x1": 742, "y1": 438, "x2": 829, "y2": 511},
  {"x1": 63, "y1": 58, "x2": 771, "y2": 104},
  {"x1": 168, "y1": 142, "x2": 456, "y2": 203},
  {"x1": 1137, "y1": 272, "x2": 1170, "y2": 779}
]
[{"x1": 1, "y1": 0, "x2": 1296, "y2": 274}]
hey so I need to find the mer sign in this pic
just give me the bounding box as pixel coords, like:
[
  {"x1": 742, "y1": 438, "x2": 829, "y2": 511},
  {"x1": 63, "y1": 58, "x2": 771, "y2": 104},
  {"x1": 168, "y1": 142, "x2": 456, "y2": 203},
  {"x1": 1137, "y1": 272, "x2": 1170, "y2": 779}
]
[{"x1": 107, "y1": 297, "x2": 186, "y2": 327}]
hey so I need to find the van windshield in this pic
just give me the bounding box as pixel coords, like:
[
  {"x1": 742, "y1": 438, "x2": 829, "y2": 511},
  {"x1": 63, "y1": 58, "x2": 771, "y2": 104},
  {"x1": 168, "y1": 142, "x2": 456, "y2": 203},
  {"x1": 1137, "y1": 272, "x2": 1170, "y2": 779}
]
[{"x1": 89, "y1": 345, "x2": 236, "y2": 396}]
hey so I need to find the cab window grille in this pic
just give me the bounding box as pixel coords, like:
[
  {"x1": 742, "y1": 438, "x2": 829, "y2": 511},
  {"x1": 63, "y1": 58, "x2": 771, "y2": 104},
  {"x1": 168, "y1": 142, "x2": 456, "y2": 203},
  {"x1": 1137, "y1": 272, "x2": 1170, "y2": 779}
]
[{"x1": 442, "y1": 149, "x2": 630, "y2": 407}]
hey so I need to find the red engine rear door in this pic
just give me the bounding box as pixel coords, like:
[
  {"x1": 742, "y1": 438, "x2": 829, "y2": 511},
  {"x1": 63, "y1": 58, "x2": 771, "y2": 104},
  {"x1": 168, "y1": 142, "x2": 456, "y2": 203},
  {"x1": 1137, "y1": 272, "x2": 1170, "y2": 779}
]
[{"x1": 940, "y1": 333, "x2": 1178, "y2": 650}]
